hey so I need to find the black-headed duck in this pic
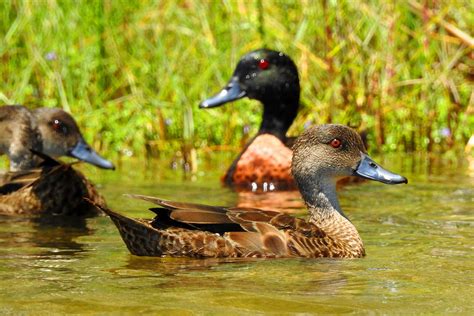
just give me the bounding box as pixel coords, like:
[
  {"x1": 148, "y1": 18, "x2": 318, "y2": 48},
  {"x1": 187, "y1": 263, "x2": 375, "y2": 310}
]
[
  {"x1": 0, "y1": 105, "x2": 114, "y2": 216},
  {"x1": 200, "y1": 49, "x2": 299, "y2": 192},
  {"x1": 101, "y1": 124, "x2": 407, "y2": 258}
]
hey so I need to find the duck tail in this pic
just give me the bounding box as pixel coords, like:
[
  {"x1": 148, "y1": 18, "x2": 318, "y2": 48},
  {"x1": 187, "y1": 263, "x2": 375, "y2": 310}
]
[{"x1": 86, "y1": 198, "x2": 164, "y2": 256}]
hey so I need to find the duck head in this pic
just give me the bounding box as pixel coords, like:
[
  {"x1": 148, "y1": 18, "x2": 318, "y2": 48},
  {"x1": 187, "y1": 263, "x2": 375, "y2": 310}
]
[
  {"x1": 33, "y1": 108, "x2": 115, "y2": 170},
  {"x1": 292, "y1": 124, "x2": 407, "y2": 209},
  {"x1": 200, "y1": 49, "x2": 300, "y2": 139},
  {"x1": 0, "y1": 105, "x2": 42, "y2": 171}
]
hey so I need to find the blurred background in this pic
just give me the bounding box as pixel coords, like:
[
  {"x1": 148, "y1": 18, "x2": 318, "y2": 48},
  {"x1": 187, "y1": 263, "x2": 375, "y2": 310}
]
[{"x1": 0, "y1": 0, "x2": 472, "y2": 165}]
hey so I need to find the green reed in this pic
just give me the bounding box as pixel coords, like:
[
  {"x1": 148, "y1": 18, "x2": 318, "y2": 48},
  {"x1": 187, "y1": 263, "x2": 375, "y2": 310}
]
[{"x1": 0, "y1": 0, "x2": 472, "y2": 161}]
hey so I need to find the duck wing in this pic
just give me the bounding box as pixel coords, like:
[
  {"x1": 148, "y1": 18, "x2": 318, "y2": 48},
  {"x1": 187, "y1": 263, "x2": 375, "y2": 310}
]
[
  {"x1": 0, "y1": 152, "x2": 64, "y2": 195},
  {"x1": 127, "y1": 194, "x2": 283, "y2": 233},
  {"x1": 0, "y1": 154, "x2": 105, "y2": 216},
  {"x1": 104, "y1": 195, "x2": 364, "y2": 258},
  {"x1": 124, "y1": 194, "x2": 340, "y2": 258},
  {"x1": 0, "y1": 169, "x2": 43, "y2": 194},
  {"x1": 129, "y1": 194, "x2": 323, "y2": 236},
  {"x1": 112, "y1": 194, "x2": 287, "y2": 257}
]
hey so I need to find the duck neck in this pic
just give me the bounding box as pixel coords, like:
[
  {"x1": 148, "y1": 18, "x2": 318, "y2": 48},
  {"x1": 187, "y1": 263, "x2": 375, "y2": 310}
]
[
  {"x1": 258, "y1": 96, "x2": 299, "y2": 141},
  {"x1": 299, "y1": 175, "x2": 365, "y2": 257},
  {"x1": 299, "y1": 176, "x2": 344, "y2": 218}
]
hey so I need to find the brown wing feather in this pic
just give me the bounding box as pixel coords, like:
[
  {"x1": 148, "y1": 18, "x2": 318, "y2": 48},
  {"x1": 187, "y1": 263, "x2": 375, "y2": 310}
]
[
  {"x1": 263, "y1": 234, "x2": 288, "y2": 256},
  {"x1": 0, "y1": 169, "x2": 40, "y2": 192},
  {"x1": 0, "y1": 162, "x2": 105, "y2": 216},
  {"x1": 169, "y1": 209, "x2": 235, "y2": 224},
  {"x1": 226, "y1": 229, "x2": 289, "y2": 257},
  {"x1": 0, "y1": 166, "x2": 57, "y2": 195},
  {"x1": 254, "y1": 222, "x2": 289, "y2": 256},
  {"x1": 226, "y1": 232, "x2": 264, "y2": 252},
  {"x1": 126, "y1": 194, "x2": 227, "y2": 212},
  {"x1": 127, "y1": 195, "x2": 286, "y2": 233},
  {"x1": 122, "y1": 195, "x2": 352, "y2": 258},
  {"x1": 228, "y1": 208, "x2": 281, "y2": 222},
  {"x1": 107, "y1": 194, "x2": 367, "y2": 258},
  {"x1": 269, "y1": 213, "x2": 327, "y2": 238},
  {"x1": 0, "y1": 151, "x2": 76, "y2": 190},
  {"x1": 286, "y1": 231, "x2": 335, "y2": 257}
]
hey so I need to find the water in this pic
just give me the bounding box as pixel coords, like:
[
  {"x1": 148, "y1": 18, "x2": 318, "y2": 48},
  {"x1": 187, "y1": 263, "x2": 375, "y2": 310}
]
[{"x1": 0, "y1": 155, "x2": 472, "y2": 314}]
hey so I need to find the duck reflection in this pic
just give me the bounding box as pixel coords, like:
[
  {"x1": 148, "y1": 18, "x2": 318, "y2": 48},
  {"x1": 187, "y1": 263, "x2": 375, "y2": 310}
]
[
  {"x1": 119, "y1": 256, "x2": 350, "y2": 297},
  {"x1": 0, "y1": 215, "x2": 93, "y2": 258},
  {"x1": 123, "y1": 255, "x2": 260, "y2": 275},
  {"x1": 234, "y1": 180, "x2": 364, "y2": 214},
  {"x1": 235, "y1": 190, "x2": 304, "y2": 214}
]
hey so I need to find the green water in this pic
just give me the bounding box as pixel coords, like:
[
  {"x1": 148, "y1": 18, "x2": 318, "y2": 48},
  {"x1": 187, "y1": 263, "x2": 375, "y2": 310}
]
[{"x1": 0, "y1": 156, "x2": 472, "y2": 314}]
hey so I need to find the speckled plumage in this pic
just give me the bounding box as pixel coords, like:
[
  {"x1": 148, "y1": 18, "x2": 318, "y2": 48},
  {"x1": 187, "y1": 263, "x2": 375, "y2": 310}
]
[
  {"x1": 103, "y1": 196, "x2": 364, "y2": 258},
  {"x1": 0, "y1": 105, "x2": 113, "y2": 216},
  {"x1": 103, "y1": 125, "x2": 407, "y2": 259},
  {"x1": 0, "y1": 105, "x2": 42, "y2": 171},
  {"x1": 0, "y1": 158, "x2": 106, "y2": 216}
]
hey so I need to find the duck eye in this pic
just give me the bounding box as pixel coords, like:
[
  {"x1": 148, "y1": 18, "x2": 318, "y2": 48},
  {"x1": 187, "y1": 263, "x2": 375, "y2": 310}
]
[
  {"x1": 330, "y1": 138, "x2": 342, "y2": 148},
  {"x1": 51, "y1": 119, "x2": 68, "y2": 134},
  {"x1": 258, "y1": 59, "x2": 270, "y2": 70}
]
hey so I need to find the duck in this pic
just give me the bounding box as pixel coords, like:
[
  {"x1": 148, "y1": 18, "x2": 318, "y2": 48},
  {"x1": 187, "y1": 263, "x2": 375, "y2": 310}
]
[
  {"x1": 200, "y1": 49, "x2": 300, "y2": 192},
  {"x1": 0, "y1": 105, "x2": 42, "y2": 171},
  {"x1": 100, "y1": 124, "x2": 407, "y2": 258},
  {"x1": 0, "y1": 105, "x2": 114, "y2": 216}
]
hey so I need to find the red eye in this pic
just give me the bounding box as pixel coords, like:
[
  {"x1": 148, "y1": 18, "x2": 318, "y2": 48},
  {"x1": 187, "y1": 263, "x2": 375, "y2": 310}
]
[
  {"x1": 330, "y1": 138, "x2": 342, "y2": 148},
  {"x1": 52, "y1": 119, "x2": 62, "y2": 130},
  {"x1": 258, "y1": 59, "x2": 270, "y2": 70},
  {"x1": 51, "y1": 119, "x2": 68, "y2": 134}
]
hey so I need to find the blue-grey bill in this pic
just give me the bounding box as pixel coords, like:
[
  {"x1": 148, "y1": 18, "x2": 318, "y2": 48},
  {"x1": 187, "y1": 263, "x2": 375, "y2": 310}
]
[
  {"x1": 69, "y1": 139, "x2": 115, "y2": 170},
  {"x1": 354, "y1": 153, "x2": 407, "y2": 184},
  {"x1": 199, "y1": 76, "x2": 247, "y2": 108}
]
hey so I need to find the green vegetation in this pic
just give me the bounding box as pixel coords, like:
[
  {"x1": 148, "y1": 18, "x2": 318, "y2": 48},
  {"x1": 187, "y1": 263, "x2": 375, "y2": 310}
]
[{"x1": 0, "y1": 0, "x2": 472, "y2": 161}]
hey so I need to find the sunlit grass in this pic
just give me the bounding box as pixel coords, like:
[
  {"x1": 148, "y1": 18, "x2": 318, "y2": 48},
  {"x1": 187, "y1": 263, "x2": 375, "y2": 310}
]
[{"x1": 0, "y1": 0, "x2": 472, "y2": 161}]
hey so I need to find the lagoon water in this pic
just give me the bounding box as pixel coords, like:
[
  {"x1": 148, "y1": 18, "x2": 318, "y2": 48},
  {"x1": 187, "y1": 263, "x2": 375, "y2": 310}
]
[{"x1": 0, "y1": 155, "x2": 472, "y2": 314}]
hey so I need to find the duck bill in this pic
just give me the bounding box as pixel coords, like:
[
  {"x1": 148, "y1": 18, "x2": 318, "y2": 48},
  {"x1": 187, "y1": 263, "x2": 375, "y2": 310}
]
[
  {"x1": 354, "y1": 153, "x2": 407, "y2": 184},
  {"x1": 199, "y1": 76, "x2": 246, "y2": 108},
  {"x1": 69, "y1": 139, "x2": 115, "y2": 170}
]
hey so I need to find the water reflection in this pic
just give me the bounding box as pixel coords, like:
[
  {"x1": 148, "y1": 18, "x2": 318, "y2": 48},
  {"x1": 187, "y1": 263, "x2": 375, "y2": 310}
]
[
  {"x1": 234, "y1": 178, "x2": 370, "y2": 213},
  {"x1": 1, "y1": 157, "x2": 473, "y2": 314},
  {"x1": 122, "y1": 256, "x2": 262, "y2": 274},
  {"x1": 236, "y1": 190, "x2": 304, "y2": 213},
  {"x1": 0, "y1": 215, "x2": 93, "y2": 258},
  {"x1": 116, "y1": 256, "x2": 351, "y2": 297},
  {"x1": 30, "y1": 215, "x2": 93, "y2": 256}
]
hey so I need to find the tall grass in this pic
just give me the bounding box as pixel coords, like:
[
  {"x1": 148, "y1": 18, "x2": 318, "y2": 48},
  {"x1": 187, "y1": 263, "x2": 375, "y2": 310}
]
[{"x1": 0, "y1": 0, "x2": 472, "y2": 161}]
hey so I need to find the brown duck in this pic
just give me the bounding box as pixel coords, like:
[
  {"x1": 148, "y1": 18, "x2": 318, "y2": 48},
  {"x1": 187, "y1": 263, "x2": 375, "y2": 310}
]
[
  {"x1": 102, "y1": 124, "x2": 407, "y2": 258},
  {"x1": 0, "y1": 105, "x2": 114, "y2": 216}
]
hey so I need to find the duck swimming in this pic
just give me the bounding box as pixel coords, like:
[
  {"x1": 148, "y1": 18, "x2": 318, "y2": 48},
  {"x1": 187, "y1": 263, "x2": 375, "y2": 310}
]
[
  {"x1": 200, "y1": 49, "x2": 300, "y2": 191},
  {"x1": 0, "y1": 105, "x2": 42, "y2": 171},
  {"x1": 101, "y1": 124, "x2": 407, "y2": 258},
  {"x1": 33, "y1": 107, "x2": 114, "y2": 170},
  {"x1": 0, "y1": 105, "x2": 114, "y2": 216}
]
